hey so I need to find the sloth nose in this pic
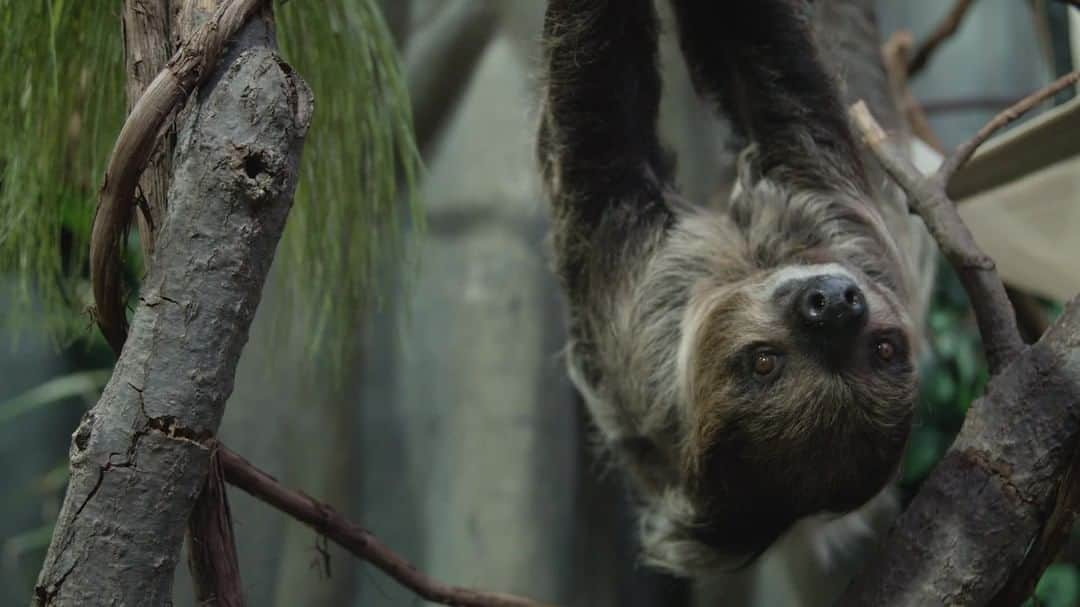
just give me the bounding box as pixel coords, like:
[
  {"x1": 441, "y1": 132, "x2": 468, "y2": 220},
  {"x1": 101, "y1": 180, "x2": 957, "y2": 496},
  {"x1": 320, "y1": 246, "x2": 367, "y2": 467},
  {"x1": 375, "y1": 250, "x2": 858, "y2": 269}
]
[{"x1": 797, "y1": 275, "x2": 867, "y2": 333}]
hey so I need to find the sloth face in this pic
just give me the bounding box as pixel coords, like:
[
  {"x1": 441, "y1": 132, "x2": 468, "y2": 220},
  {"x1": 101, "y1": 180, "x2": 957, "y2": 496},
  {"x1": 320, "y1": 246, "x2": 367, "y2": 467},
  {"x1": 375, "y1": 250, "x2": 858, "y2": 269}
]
[{"x1": 679, "y1": 261, "x2": 916, "y2": 557}]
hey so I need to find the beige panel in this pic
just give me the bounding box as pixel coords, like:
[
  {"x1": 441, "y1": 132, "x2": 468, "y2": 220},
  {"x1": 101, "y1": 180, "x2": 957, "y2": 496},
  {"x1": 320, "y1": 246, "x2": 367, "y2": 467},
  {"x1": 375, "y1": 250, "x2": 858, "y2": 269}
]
[{"x1": 958, "y1": 157, "x2": 1080, "y2": 301}]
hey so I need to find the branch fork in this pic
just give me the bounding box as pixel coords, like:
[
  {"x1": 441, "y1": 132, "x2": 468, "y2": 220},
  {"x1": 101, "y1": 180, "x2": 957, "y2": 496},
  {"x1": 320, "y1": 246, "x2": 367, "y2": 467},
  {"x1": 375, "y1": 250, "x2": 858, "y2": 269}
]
[{"x1": 843, "y1": 70, "x2": 1080, "y2": 606}]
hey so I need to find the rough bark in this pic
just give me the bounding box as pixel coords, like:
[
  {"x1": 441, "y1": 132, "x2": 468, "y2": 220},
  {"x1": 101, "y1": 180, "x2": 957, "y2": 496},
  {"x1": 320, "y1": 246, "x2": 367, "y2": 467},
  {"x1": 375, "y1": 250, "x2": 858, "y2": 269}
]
[
  {"x1": 839, "y1": 300, "x2": 1080, "y2": 605},
  {"x1": 91, "y1": 0, "x2": 272, "y2": 355},
  {"x1": 32, "y1": 7, "x2": 313, "y2": 605},
  {"x1": 121, "y1": 0, "x2": 174, "y2": 261},
  {"x1": 844, "y1": 83, "x2": 1080, "y2": 605}
]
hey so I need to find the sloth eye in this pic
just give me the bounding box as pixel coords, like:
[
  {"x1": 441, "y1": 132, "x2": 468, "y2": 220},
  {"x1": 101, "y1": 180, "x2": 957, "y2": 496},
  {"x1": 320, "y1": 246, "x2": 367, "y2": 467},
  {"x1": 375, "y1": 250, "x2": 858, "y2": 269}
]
[
  {"x1": 875, "y1": 339, "x2": 896, "y2": 362},
  {"x1": 751, "y1": 349, "x2": 782, "y2": 381}
]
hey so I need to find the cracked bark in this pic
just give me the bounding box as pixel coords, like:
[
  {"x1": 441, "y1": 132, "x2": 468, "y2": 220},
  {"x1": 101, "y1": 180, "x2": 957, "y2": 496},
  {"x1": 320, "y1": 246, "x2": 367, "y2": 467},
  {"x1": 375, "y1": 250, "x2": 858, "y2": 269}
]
[
  {"x1": 839, "y1": 302, "x2": 1080, "y2": 605},
  {"x1": 32, "y1": 6, "x2": 313, "y2": 605}
]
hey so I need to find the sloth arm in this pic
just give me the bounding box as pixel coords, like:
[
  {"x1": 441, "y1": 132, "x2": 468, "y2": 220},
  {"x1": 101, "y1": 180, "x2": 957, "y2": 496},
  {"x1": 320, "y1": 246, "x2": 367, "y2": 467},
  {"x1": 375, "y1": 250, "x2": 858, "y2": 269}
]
[
  {"x1": 666, "y1": 0, "x2": 867, "y2": 191},
  {"x1": 538, "y1": 0, "x2": 676, "y2": 299},
  {"x1": 539, "y1": 0, "x2": 682, "y2": 487}
]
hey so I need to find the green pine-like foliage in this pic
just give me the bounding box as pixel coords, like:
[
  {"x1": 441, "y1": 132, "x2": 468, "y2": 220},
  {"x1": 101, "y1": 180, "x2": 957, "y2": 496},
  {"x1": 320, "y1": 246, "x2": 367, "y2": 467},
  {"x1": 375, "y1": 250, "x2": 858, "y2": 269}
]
[{"x1": 0, "y1": 0, "x2": 422, "y2": 364}]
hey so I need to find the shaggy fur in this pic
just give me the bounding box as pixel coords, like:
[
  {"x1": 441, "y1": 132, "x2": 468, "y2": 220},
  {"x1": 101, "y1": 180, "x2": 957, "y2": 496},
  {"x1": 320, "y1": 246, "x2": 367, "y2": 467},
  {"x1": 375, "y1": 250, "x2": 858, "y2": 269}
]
[{"x1": 539, "y1": 0, "x2": 926, "y2": 573}]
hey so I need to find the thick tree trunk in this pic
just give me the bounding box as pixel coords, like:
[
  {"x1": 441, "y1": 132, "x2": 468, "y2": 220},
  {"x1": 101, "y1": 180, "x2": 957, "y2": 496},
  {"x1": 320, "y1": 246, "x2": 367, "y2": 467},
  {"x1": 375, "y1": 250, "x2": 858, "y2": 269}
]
[{"x1": 32, "y1": 7, "x2": 312, "y2": 606}]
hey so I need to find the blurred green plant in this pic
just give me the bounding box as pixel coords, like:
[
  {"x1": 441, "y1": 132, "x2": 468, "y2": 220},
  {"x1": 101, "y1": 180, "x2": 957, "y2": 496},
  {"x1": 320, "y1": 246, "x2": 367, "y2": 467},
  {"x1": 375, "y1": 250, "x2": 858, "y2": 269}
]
[
  {"x1": 0, "y1": 0, "x2": 124, "y2": 337},
  {"x1": 0, "y1": 368, "x2": 109, "y2": 426},
  {"x1": 899, "y1": 258, "x2": 989, "y2": 492},
  {"x1": 1028, "y1": 563, "x2": 1080, "y2": 607},
  {"x1": 0, "y1": 0, "x2": 422, "y2": 371},
  {"x1": 276, "y1": 0, "x2": 422, "y2": 373}
]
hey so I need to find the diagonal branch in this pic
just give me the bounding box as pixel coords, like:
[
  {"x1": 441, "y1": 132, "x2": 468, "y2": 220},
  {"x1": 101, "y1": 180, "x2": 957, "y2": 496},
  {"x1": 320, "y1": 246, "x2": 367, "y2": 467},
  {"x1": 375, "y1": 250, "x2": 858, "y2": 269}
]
[
  {"x1": 853, "y1": 74, "x2": 1079, "y2": 376},
  {"x1": 843, "y1": 73, "x2": 1080, "y2": 605},
  {"x1": 91, "y1": 0, "x2": 271, "y2": 356},
  {"x1": 938, "y1": 70, "x2": 1080, "y2": 182},
  {"x1": 217, "y1": 445, "x2": 553, "y2": 607},
  {"x1": 851, "y1": 101, "x2": 1023, "y2": 375},
  {"x1": 906, "y1": 0, "x2": 976, "y2": 78},
  {"x1": 881, "y1": 31, "x2": 944, "y2": 151}
]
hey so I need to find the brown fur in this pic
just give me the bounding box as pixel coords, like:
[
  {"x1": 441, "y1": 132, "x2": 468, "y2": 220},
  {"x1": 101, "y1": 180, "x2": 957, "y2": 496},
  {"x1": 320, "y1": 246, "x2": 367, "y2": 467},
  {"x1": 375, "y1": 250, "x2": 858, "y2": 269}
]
[{"x1": 539, "y1": 0, "x2": 927, "y2": 573}]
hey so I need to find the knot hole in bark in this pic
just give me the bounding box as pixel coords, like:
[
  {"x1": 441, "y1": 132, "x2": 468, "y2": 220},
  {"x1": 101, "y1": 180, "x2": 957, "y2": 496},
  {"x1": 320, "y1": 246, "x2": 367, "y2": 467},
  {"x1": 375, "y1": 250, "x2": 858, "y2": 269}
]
[
  {"x1": 231, "y1": 145, "x2": 284, "y2": 205},
  {"x1": 243, "y1": 153, "x2": 267, "y2": 179}
]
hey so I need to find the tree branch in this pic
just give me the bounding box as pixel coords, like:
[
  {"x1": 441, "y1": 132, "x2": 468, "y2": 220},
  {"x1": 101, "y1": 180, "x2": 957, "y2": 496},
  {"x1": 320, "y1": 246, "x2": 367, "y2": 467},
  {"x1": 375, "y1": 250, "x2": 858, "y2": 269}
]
[
  {"x1": 1008, "y1": 287, "x2": 1052, "y2": 344},
  {"x1": 33, "y1": 6, "x2": 312, "y2": 604},
  {"x1": 850, "y1": 103, "x2": 1024, "y2": 375},
  {"x1": 882, "y1": 31, "x2": 944, "y2": 151},
  {"x1": 843, "y1": 74, "x2": 1080, "y2": 604},
  {"x1": 839, "y1": 301, "x2": 1080, "y2": 606},
  {"x1": 217, "y1": 445, "x2": 553, "y2": 607},
  {"x1": 91, "y1": 0, "x2": 271, "y2": 356},
  {"x1": 990, "y1": 444, "x2": 1080, "y2": 606},
  {"x1": 906, "y1": 0, "x2": 977, "y2": 78},
  {"x1": 188, "y1": 445, "x2": 246, "y2": 607},
  {"x1": 121, "y1": 0, "x2": 174, "y2": 262},
  {"x1": 939, "y1": 70, "x2": 1080, "y2": 182}
]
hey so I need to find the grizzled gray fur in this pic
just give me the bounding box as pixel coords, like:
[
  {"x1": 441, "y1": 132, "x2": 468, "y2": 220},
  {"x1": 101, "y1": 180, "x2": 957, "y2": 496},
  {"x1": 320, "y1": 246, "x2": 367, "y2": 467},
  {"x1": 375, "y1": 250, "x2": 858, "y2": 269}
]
[{"x1": 538, "y1": 0, "x2": 933, "y2": 573}]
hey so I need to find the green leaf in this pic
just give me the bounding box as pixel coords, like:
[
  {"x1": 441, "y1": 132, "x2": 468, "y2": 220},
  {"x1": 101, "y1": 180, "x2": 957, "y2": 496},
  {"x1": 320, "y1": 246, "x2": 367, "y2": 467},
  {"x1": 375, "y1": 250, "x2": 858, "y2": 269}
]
[
  {"x1": 1035, "y1": 563, "x2": 1080, "y2": 607},
  {"x1": 927, "y1": 371, "x2": 957, "y2": 409},
  {"x1": 2, "y1": 521, "x2": 55, "y2": 562},
  {"x1": 929, "y1": 309, "x2": 955, "y2": 334},
  {"x1": 35, "y1": 460, "x2": 70, "y2": 495},
  {"x1": 0, "y1": 369, "x2": 110, "y2": 426},
  {"x1": 934, "y1": 330, "x2": 959, "y2": 358},
  {"x1": 954, "y1": 335, "x2": 979, "y2": 386}
]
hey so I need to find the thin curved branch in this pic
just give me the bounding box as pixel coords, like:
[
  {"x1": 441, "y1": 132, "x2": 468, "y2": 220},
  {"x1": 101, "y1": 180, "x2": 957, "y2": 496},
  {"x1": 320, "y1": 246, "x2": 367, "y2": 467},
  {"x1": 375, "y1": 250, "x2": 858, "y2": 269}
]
[
  {"x1": 1008, "y1": 287, "x2": 1052, "y2": 344},
  {"x1": 881, "y1": 31, "x2": 944, "y2": 151},
  {"x1": 938, "y1": 70, "x2": 1080, "y2": 182},
  {"x1": 91, "y1": 0, "x2": 270, "y2": 356},
  {"x1": 906, "y1": 0, "x2": 976, "y2": 78},
  {"x1": 217, "y1": 445, "x2": 553, "y2": 607}
]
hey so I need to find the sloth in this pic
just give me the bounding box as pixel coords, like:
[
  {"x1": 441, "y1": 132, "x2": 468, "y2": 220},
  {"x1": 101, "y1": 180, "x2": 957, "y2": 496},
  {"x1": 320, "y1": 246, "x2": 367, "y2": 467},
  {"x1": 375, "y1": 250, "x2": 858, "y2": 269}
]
[{"x1": 538, "y1": 0, "x2": 930, "y2": 573}]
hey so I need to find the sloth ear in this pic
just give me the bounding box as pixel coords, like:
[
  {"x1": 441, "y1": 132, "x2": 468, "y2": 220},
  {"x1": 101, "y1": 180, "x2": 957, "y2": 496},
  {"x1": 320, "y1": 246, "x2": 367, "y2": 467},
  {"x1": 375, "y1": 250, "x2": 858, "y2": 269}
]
[{"x1": 668, "y1": 0, "x2": 867, "y2": 193}]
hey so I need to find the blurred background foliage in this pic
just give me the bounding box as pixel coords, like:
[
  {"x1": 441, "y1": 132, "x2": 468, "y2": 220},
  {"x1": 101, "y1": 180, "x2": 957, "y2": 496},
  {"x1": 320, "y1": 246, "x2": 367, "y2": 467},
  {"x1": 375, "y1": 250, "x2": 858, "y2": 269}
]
[
  {"x1": 0, "y1": 0, "x2": 421, "y2": 370},
  {"x1": 0, "y1": 1, "x2": 1078, "y2": 606}
]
